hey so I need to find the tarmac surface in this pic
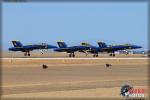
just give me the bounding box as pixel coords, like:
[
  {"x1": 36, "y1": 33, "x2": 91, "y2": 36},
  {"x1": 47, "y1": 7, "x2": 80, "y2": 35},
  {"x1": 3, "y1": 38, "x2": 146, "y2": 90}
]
[
  {"x1": 2, "y1": 51, "x2": 147, "y2": 58},
  {"x1": 1, "y1": 57, "x2": 149, "y2": 99}
]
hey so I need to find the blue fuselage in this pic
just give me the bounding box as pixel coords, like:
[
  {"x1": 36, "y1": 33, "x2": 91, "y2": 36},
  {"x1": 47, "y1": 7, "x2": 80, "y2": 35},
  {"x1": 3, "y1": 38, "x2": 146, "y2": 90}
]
[
  {"x1": 54, "y1": 45, "x2": 89, "y2": 53},
  {"x1": 85, "y1": 44, "x2": 142, "y2": 54},
  {"x1": 9, "y1": 44, "x2": 57, "y2": 52}
]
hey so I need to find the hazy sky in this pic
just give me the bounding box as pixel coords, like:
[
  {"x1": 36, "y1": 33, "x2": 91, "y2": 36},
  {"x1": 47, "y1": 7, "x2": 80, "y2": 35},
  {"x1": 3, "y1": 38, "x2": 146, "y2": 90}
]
[{"x1": 2, "y1": 2, "x2": 148, "y2": 50}]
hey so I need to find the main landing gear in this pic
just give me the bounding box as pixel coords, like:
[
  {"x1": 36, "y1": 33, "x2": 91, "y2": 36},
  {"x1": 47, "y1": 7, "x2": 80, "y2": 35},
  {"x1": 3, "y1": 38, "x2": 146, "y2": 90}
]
[
  {"x1": 125, "y1": 52, "x2": 129, "y2": 55},
  {"x1": 93, "y1": 54, "x2": 98, "y2": 57},
  {"x1": 69, "y1": 53, "x2": 75, "y2": 57},
  {"x1": 24, "y1": 52, "x2": 30, "y2": 56},
  {"x1": 109, "y1": 53, "x2": 115, "y2": 56}
]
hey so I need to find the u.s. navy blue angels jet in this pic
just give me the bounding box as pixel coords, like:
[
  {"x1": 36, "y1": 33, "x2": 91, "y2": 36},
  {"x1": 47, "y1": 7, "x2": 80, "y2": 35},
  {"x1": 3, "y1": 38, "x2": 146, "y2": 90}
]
[
  {"x1": 8, "y1": 40, "x2": 57, "y2": 56},
  {"x1": 81, "y1": 41, "x2": 142, "y2": 57},
  {"x1": 97, "y1": 42, "x2": 142, "y2": 56},
  {"x1": 54, "y1": 41, "x2": 89, "y2": 57}
]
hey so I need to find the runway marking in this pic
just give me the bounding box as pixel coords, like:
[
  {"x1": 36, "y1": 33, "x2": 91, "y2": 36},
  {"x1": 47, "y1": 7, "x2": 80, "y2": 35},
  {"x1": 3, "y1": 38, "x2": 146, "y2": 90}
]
[
  {"x1": 1, "y1": 58, "x2": 148, "y2": 60},
  {"x1": 2, "y1": 78, "x2": 147, "y2": 88}
]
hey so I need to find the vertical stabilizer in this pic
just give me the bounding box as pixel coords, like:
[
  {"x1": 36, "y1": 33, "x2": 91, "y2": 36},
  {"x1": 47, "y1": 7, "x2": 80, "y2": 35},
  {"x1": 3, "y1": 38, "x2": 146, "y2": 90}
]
[
  {"x1": 97, "y1": 41, "x2": 107, "y2": 48},
  {"x1": 12, "y1": 41, "x2": 23, "y2": 47},
  {"x1": 57, "y1": 41, "x2": 67, "y2": 48}
]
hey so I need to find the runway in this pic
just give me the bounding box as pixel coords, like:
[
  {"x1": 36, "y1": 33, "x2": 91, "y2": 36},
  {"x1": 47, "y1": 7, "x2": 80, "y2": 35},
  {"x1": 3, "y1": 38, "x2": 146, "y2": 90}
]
[
  {"x1": 2, "y1": 51, "x2": 147, "y2": 58},
  {"x1": 1, "y1": 57, "x2": 148, "y2": 60},
  {"x1": 1, "y1": 58, "x2": 148, "y2": 99}
]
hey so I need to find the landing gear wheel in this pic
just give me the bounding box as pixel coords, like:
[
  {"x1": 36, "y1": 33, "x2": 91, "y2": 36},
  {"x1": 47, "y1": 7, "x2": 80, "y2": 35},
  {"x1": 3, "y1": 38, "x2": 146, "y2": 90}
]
[
  {"x1": 72, "y1": 54, "x2": 75, "y2": 57},
  {"x1": 113, "y1": 53, "x2": 115, "y2": 56},
  {"x1": 69, "y1": 54, "x2": 72, "y2": 57},
  {"x1": 96, "y1": 54, "x2": 98, "y2": 57},
  {"x1": 24, "y1": 53, "x2": 27, "y2": 56},
  {"x1": 41, "y1": 52, "x2": 44, "y2": 55},
  {"x1": 28, "y1": 53, "x2": 30, "y2": 56},
  {"x1": 109, "y1": 54, "x2": 112, "y2": 56}
]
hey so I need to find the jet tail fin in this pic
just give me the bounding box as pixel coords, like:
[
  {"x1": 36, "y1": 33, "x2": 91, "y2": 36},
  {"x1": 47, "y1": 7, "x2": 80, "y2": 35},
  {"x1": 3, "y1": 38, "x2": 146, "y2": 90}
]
[
  {"x1": 12, "y1": 40, "x2": 23, "y2": 47},
  {"x1": 57, "y1": 41, "x2": 67, "y2": 48},
  {"x1": 97, "y1": 41, "x2": 107, "y2": 48}
]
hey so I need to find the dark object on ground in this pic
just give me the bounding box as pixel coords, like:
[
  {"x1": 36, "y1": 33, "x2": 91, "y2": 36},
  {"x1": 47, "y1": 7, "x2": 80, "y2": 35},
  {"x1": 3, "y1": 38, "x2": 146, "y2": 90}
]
[
  {"x1": 42, "y1": 64, "x2": 48, "y2": 69},
  {"x1": 106, "y1": 64, "x2": 112, "y2": 67}
]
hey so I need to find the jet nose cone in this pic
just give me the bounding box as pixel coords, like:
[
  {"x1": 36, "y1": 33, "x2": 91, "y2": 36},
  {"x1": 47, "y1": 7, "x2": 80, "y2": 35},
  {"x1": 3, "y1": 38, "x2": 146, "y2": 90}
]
[
  {"x1": 53, "y1": 46, "x2": 57, "y2": 48},
  {"x1": 47, "y1": 45, "x2": 57, "y2": 49},
  {"x1": 135, "y1": 45, "x2": 142, "y2": 49},
  {"x1": 138, "y1": 46, "x2": 142, "y2": 48},
  {"x1": 131, "y1": 45, "x2": 142, "y2": 49},
  {"x1": 8, "y1": 48, "x2": 13, "y2": 51},
  {"x1": 54, "y1": 48, "x2": 60, "y2": 52}
]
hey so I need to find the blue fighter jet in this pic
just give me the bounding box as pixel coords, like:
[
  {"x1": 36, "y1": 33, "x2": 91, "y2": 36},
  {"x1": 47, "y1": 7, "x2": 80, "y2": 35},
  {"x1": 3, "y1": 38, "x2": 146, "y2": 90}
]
[
  {"x1": 81, "y1": 42, "x2": 100, "y2": 56},
  {"x1": 81, "y1": 41, "x2": 142, "y2": 57},
  {"x1": 8, "y1": 40, "x2": 57, "y2": 56},
  {"x1": 54, "y1": 41, "x2": 89, "y2": 57},
  {"x1": 98, "y1": 42, "x2": 142, "y2": 56}
]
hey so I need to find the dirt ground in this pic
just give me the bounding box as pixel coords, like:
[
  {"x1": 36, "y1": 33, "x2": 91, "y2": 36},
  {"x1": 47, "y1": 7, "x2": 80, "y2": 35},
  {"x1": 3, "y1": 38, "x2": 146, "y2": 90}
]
[{"x1": 1, "y1": 58, "x2": 149, "y2": 99}]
